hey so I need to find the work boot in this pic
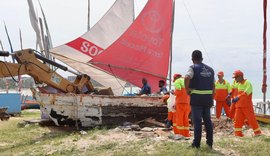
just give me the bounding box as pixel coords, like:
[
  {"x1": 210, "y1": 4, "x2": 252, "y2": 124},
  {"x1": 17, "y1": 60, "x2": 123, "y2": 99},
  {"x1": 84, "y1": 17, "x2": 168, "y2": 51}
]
[
  {"x1": 253, "y1": 131, "x2": 262, "y2": 137},
  {"x1": 168, "y1": 134, "x2": 183, "y2": 140},
  {"x1": 207, "y1": 144, "x2": 213, "y2": 149},
  {"x1": 188, "y1": 144, "x2": 200, "y2": 149}
]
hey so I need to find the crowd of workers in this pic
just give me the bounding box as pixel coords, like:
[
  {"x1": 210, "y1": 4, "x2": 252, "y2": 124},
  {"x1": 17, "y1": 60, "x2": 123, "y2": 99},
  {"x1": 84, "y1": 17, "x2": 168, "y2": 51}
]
[{"x1": 139, "y1": 50, "x2": 262, "y2": 149}]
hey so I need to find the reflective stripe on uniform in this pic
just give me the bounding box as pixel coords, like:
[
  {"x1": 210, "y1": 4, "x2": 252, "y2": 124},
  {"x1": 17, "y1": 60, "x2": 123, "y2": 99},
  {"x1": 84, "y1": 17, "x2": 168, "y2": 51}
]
[
  {"x1": 191, "y1": 90, "x2": 213, "y2": 94},
  {"x1": 176, "y1": 126, "x2": 189, "y2": 130},
  {"x1": 254, "y1": 128, "x2": 261, "y2": 132},
  {"x1": 234, "y1": 128, "x2": 242, "y2": 131},
  {"x1": 176, "y1": 126, "x2": 184, "y2": 130},
  {"x1": 184, "y1": 126, "x2": 189, "y2": 130}
]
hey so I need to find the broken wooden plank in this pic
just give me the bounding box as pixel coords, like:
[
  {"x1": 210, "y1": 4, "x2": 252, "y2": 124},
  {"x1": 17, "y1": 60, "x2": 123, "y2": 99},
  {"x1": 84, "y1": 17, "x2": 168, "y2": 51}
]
[{"x1": 145, "y1": 118, "x2": 166, "y2": 127}]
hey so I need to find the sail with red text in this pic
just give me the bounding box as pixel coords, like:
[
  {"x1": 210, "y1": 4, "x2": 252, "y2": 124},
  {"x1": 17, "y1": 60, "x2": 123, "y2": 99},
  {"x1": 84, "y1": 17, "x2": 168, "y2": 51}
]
[
  {"x1": 91, "y1": 0, "x2": 174, "y2": 92},
  {"x1": 49, "y1": 0, "x2": 134, "y2": 95}
]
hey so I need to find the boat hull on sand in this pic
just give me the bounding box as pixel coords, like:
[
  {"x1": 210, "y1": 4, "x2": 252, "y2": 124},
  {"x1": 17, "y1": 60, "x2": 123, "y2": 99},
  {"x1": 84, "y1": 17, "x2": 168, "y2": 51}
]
[{"x1": 34, "y1": 91, "x2": 167, "y2": 127}]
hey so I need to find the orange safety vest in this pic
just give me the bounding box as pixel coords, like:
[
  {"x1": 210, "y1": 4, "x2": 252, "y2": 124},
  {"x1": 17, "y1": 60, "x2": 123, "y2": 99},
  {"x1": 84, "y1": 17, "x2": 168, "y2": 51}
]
[
  {"x1": 174, "y1": 78, "x2": 189, "y2": 104},
  {"x1": 231, "y1": 80, "x2": 238, "y2": 98},
  {"x1": 236, "y1": 79, "x2": 253, "y2": 108},
  {"x1": 214, "y1": 79, "x2": 231, "y2": 101}
]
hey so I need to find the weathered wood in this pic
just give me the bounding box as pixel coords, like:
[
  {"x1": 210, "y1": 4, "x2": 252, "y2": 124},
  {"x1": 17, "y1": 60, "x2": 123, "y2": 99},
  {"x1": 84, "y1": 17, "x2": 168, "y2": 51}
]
[
  {"x1": 35, "y1": 92, "x2": 167, "y2": 127},
  {"x1": 144, "y1": 118, "x2": 166, "y2": 127},
  {"x1": 135, "y1": 117, "x2": 152, "y2": 124}
]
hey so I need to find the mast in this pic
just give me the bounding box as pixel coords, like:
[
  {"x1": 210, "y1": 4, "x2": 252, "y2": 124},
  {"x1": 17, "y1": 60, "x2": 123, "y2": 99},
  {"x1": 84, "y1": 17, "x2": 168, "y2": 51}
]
[
  {"x1": 262, "y1": 0, "x2": 267, "y2": 113},
  {"x1": 87, "y1": 0, "x2": 91, "y2": 31},
  {"x1": 132, "y1": 0, "x2": 135, "y2": 21},
  {"x1": 169, "y1": 0, "x2": 175, "y2": 91},
  {"x1": 19, "y1": 29, "x2": 23, "y2": 93}
]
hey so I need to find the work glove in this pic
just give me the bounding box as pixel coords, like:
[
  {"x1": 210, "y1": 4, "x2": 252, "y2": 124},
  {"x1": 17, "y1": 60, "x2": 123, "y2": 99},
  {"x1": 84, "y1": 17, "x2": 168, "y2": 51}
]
[
  {"x1": 232, "y1": 97, "x2": 239, "y2": 103},
  {"x1": 226, "y1": 99, "x2": 232, "y2": 106},
  {"x1": 165, "y1": 119, "x2": 172, "y2": 128},
  {"x1": 226, "y1": 93, "x2": 231, "y2": 100}
]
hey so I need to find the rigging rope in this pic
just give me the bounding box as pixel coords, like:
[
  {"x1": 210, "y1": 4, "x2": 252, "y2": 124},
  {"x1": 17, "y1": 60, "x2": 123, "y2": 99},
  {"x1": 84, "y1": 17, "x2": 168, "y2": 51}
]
[
  {"x1": 108, "y1": 64, "x2": 131, "y2": 94},
  {"x1": 182, "y1": 0, "x2": 215, "y2": 69}
]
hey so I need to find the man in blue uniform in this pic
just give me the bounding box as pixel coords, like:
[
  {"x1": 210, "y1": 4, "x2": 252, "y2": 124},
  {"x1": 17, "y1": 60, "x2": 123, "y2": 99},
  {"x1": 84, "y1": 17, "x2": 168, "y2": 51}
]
[
  {"x1": 139, "y1": 78, "x2": 151, "y2": 95},
  {"x1": 158, "y1": 80, "x2": 168, "y2": 94},
  {"x1": 185, "y1": 50, "x2": 215, "y2": 149}
]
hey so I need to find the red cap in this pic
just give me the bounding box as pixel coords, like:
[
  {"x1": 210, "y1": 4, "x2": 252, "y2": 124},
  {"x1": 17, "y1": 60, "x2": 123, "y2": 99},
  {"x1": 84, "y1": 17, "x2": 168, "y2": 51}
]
[
  {"x1": 232, "y1": 70, "x2": 244, "y2": 78},
  {"x1": 217, "y1": 71, "x2": 224, "y2": 76},
  {"x1": 173, "y1": 73, "x2": 181, "y2": 82}
]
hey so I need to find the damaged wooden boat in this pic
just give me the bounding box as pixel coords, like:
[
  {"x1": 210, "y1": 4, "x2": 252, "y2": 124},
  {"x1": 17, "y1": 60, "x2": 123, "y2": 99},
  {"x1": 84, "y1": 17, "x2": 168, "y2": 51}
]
[
  {"x1": 34, "y1": 91, "x2": 167, "y2": 127},
  {"x1": 34, "y1": 0, "x2": 174, "y2": 127}
]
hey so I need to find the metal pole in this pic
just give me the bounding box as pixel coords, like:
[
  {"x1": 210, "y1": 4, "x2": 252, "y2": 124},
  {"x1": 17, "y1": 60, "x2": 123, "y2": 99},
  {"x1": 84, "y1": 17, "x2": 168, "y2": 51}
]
[
  {"x1": 262, "y1": 0, "x2": 267, "y2": 114},
  {"x1": 87, "y1": 0, "x2": 91, "y2": 31},
  {"x1": 168, "y1": 0, "x2": 175, "y2": 91}
]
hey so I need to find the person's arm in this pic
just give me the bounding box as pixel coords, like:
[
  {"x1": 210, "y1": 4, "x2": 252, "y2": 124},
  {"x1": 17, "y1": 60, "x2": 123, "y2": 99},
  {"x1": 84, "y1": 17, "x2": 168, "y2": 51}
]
[
  {"x1": 146, "y1": 85, "x2": 152, "y2": 94},
  {"x1": 185, "y1": 67, "x2": 193, "y2": 95},
  {"x1": 212, "y1": 82, "x2": 216, "y2": 99},
  {"x1": 185, "y1": 76, "x2": 191, "y2": 95}
]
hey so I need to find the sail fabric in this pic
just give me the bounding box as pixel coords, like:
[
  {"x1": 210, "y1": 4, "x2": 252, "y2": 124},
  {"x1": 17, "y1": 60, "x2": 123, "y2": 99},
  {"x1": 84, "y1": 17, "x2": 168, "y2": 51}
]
[
  {"x1": 27, "y1": 0, "x2": 44, "y2": 52},
  {"x1": 91, "y1": 0, "x2": 173, "y2": 92},
  {"x1": 49, "y1": 0, "x2": 134, "y2": 95}
]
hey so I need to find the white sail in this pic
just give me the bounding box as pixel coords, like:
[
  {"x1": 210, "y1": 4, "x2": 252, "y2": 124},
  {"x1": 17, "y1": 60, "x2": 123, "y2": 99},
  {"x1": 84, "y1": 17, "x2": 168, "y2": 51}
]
[
  {"x1": 27, "y1": 0, "x2": 44, "y2": 52},
  {"x1": 50, "y1": 0, "x2": 134, "y2": 95}
]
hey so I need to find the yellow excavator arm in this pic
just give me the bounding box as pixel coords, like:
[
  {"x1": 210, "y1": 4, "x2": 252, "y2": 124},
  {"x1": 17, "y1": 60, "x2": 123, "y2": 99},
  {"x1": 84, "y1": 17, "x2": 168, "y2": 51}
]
[{"x1": 0, "y1": 49, "x2": 94, "y2": 94}]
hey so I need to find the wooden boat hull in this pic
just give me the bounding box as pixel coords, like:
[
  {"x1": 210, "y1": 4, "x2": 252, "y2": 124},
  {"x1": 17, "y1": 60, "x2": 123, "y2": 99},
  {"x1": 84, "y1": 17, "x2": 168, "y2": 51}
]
[
  {"x1": 34, "y1": 92, "x2": 167, "y2": 127},
  {"x1": 255, "y1": 113, "x2": 270, "y2": 124}
]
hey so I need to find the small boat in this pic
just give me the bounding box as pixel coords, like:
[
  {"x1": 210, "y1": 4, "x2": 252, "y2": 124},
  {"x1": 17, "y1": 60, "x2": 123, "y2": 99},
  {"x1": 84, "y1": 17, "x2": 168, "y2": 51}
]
[
  {"x1": 0, "y1": 93, "x2": 21, "y2": 114},
  {"x1": 21, "y1": 95, "x2": 40, "y2": 110},
  {"x1": 255, "y1": 114, "x2": 270, "y2": 124},
  {"x1": 34, "y1": 91, "x2": 166, "y2": 127},
  {"x1": 255, "y1": 101, "x2": 270, "y2": 124},
  {"x1": 34, "y1": 0, "x2": 174, "y2": 127}
]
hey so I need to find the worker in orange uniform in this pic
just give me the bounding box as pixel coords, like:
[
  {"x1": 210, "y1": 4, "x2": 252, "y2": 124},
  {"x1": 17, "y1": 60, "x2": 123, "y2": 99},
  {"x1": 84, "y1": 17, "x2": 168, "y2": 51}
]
[
  {"x1": 231, "y1": 70, "x2": 262, "y2": 137},
  {"x1": 227, "y1": 80, "x2": 238, "y2": 119},
  {"x1": 173, "y1": 73, "x2": 191, "y2": 137},
  {"x1": 214, "y1": 71, "x2": 231, "y2": 119},
  {"x1": 162, "y1": 94, "x2": 174, "y2": 129}
]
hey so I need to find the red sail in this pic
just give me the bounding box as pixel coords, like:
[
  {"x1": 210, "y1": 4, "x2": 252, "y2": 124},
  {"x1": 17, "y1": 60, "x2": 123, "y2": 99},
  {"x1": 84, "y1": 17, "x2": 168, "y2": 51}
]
[{"x1": 91, "y1": 0, "x2": 173, "y2": 92}]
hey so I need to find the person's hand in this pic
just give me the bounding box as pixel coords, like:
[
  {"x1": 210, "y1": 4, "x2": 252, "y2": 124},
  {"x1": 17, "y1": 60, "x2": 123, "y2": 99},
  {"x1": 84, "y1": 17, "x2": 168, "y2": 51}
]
[
  {"x1": 232, "y1": 97, "x2": 239, "y2": 103},
  {"x1": 226, "y1": 99, "x2": 232, "y2": 105},
  {"x1": 172, "y1": 103, "x2": 176, "y2": 110},
  {"x1": 165, "y1": 119, "x2": 172, "y2": 128},
  {"x1": 186, "y1": 88, "x2": 191, "y2": 95},
  {"x1": 226, "y1": 94, "x2": 231, "y2": 100}
]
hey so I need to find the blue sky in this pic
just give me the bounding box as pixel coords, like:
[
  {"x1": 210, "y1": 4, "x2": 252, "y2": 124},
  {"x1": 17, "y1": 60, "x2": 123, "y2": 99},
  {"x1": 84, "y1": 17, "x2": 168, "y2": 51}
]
[{"x1": 0, "y1": 0, "x2": 268, "y2": 98}]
